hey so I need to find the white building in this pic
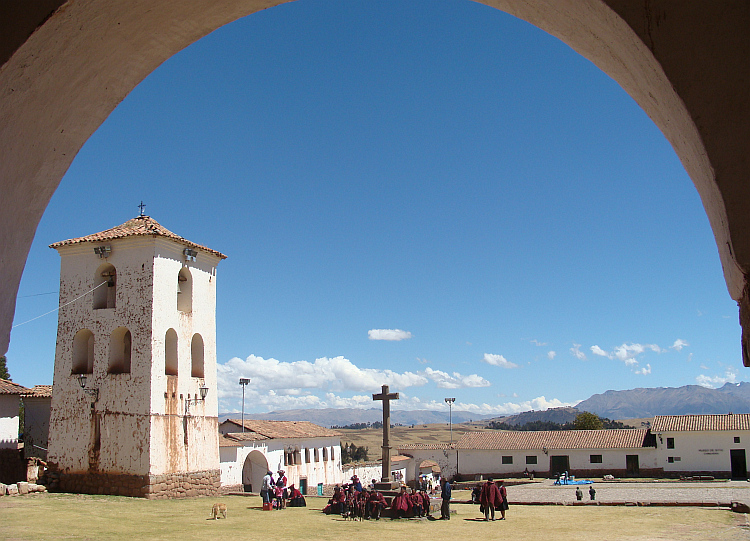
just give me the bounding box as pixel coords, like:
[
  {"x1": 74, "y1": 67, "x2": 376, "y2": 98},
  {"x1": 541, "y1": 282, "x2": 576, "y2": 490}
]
[
  {"x1": 0, "y1": 379, "x2": 28, "y2": 450},
  {"x1": 398, "y1": 415, "x2": 750, "y2": 481},
  {"x1": 219, "y1": 419, "x2": 342, "y2": 494},
  {"x1": 47, "y1": 215, "x2": 226, "y2": 498},
  {"x1": 652, "y1": 414, "x2": 749, "y2": 478}
]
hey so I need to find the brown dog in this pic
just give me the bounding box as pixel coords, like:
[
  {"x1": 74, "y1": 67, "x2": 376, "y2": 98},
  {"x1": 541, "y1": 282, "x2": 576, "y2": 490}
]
[{"x1": 211, "y1": 502, "x2": 227, "y2": 520}]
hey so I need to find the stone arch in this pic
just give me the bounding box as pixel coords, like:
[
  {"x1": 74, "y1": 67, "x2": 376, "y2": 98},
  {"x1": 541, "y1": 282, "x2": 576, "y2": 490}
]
[
  {"x1": 108, "y1": 326, "x2": 131, "y2": 374},
  {"x1": 72, "y1": 328, "x2": 94, "y2": 375},
  {"x1": 165, "y1": 328, "x2": 178, "y2": 376},
  {"x1": 242, "y1": 449, "x2": 269, "y2": 493},
  {"x1": 177, "y1": 267, "x2": 192, "y2": 313},
  {"x1": 1, "y1": 2, "x2": 749, "y2": 362},
  {"x1": 191, "y1": 333, "x2": 204, "y2": 378},
  {"x1": 93, "y1": 263, "x2": 116, "y2": 310}
]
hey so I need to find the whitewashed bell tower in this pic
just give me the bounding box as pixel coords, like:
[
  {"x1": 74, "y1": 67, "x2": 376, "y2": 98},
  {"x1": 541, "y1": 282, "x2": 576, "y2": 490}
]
[{"x1": 47, "y1": 214, "x2": 226, "y2": 498}]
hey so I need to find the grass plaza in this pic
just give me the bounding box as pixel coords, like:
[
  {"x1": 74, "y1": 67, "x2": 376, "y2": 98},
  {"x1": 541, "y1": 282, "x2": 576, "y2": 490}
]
[{"x1": 1, "y1": 489, "x2": 748, "y2": 541}]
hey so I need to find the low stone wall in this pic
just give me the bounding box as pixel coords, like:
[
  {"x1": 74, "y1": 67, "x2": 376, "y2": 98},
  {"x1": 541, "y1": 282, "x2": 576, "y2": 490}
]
[
  {"x1": 48, "y1": 468, "x2": 221, "y2": 498},
  {"x1": 455, "y1": 468, "x2": 666, "y2": 482}
]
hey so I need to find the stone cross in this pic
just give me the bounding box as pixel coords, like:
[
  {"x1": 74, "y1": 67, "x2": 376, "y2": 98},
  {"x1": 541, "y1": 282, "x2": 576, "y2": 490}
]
[{"x1": 373, "y1": 384, "x2": 399, "y2": 488}]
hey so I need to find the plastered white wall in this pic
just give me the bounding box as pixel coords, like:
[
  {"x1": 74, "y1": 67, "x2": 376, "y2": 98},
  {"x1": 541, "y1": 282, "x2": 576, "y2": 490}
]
[
  {"x1": 655, "y1": 430, "x2": 749, "y2": 473},
  {"x1": 0, "y1": 395, "x2": 19, "y2": 449}
]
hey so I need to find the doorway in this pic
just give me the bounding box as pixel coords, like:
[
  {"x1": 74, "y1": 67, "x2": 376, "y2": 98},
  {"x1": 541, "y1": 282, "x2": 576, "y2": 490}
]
[
  {"x1": 730, "y1": 449, "x2": 747, "y2": 479},
  {"x1": 549, "y1": 455, "x2": 569, "y2": 477},
  {"x1": 242, "y1": 450, "x2": 269, "y2": 493},
  {"x1": 626, "y1": 455, "x2": 640, "y2": 476}
]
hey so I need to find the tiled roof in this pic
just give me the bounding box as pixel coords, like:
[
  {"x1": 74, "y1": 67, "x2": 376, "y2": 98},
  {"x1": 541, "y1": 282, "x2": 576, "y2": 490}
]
[
  {"x1": 49, "y1": 215, "x2": 227, "y2": 259},
  {"x1": 23, "y1": 385, "x2": 52, "y2": 398},
  {"x1": 222, "y1": 431, "x2": 269, "y2": 442},
  {"x1": 219, "y1": 434, "x2": 245, "y2": 447},
  {"x1": 455, "y1": 429, "x2": 651, "y2": 451},
  {"x1": 0, "y1": 378, "x2": 30, "y2": 395},
  {"x1": 221, "y1": 419, "x2": 341, "y2": 439},
  {"x1": 391, "y1": 455, "x2": 411, "y2": 463},
  {"x1": 397, "y1": 443, "x2": 453, "y2": 451},
  {"x1": 651, "y1": 414, "x2": 750, "y2": 432}
]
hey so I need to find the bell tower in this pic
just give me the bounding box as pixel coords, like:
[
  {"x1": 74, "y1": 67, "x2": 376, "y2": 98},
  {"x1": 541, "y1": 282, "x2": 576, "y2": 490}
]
[{"x1": 47, "y1": 215, "x2": 226, "y2": 498}]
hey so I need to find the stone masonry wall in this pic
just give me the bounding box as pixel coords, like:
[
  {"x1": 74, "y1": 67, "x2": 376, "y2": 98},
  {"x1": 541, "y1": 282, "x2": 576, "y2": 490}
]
[{"x1": 52, "y1": 468, "x2": 221, "y2": 498}]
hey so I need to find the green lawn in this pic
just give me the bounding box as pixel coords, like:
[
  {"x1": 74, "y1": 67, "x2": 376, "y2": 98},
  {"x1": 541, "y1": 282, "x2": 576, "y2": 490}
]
[{"x1": 0, "y1": 493, "x2": 745, "y2": 540}]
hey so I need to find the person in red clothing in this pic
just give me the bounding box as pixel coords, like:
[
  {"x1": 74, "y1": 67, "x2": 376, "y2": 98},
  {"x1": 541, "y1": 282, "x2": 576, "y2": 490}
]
[
  {"x1": 419, "y1": 489, "x2": 431, "y2": 517},
  {"x1": 391, "y1": 486, "x2": 411, "y2": 519},
  {"x1": 367, "y1": 489, "x2": 387, "y2": 520},
  {"x1": 479, "y1": 477, "x2": 502, "y2": 521},
  {"x1": 409, "y1": 488, "x2": 423, "y2": 517},
  {"x1": 498, "y1": 480, "x2": 509, "y2": 520}
]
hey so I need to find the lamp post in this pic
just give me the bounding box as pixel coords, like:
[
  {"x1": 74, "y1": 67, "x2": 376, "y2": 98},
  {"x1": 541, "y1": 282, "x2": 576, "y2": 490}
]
[
  {"x1": 239, "y1": 378, "x2": 251, "y2": 432},
  {"x1": 445, "y1": 397, "x2": 456, "y2": 444}
]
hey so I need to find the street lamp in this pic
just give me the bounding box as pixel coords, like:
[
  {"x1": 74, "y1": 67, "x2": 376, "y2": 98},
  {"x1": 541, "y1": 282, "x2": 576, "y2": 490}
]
[
  {"x1": 239, "y1": 378, "x2": 251, "y2": 432},
  {"x1": 445, "y1": 397, "x2": 456, "y2": 444}
]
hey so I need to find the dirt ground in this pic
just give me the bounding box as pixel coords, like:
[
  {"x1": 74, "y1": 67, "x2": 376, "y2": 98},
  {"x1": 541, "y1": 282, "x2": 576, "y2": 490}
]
[{"x1": 1, "y1": 492, "x2": 748, "y2": 540}]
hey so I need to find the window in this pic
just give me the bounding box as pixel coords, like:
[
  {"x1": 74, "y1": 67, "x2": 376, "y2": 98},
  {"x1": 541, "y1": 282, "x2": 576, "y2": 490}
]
[
  {"x1": 330, "y1": 447, "x2": 335, "y2": 462},
  {"x1": 666, "y1": 437, "x2": 675, "y2": 449},
  {"x1": 674, "y1": 457, "x2": 681, "y2": 462},
  {"x1": 177, "y1": 267, "x2": 192, "y2": 313},
  {"x1": 72, "y1": 329, "x2": 94, "y2": 374},
  {"x1": 526, "y1": 456, "x2": 537, "y2": 465},
  {"x1": 735, "y1": 437, "x2": 741, "y2": 444},
  {"x1": 322, "y1": 447, "x2": 328, "y2": 461},
  {"x1": 314, "y1": 448, "x2": 319, "y2": 462},
  {"x1": 667, "y1": 456, "x2": 674, "y2": 463},
  {"x1": 108, "y1": 327, "x2": 131, "y2": 374},
  {"x1": 93, "y1": 263, "x2": 116, "y2": 309},
  {"x1": 305, "y1": 448, "x2": 310, "y2": 464},
  {"x1": 165, "y1": 329, "x2": 178, "y2": 376},
  {"x1": 502, "y1": 456, "x2": 513, "y2": 465},
  {"x1": 590, "y1": 455, "x2": 603, "y2": 464},
  {"x1": 191, "y1": 334, "x2": 204, "y2": 378}
]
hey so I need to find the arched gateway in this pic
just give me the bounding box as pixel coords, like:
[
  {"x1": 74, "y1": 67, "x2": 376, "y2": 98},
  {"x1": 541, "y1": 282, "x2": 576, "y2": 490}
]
[
  {"x1": 1, "y1": 2, "x2": 749, "y2": 368},
  {"x1": 242, "y1": 449, "x2": 269, "y2": 493}
]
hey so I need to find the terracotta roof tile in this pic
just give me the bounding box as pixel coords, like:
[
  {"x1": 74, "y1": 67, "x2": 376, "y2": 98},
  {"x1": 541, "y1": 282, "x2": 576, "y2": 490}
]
[
  {"x1": 651, "y1": 414, "x2": 750, "y2": 432},
  {"x1": 221, "y1": 419, "x2": 341, "y2": 439},
  {"x1": 222, "y1": 431, "x2": 269, "y2": 442},
  {"x1": 455, "y1": 429, "x2": 651, "y2": 451},
  {"x1": 49, "y1": 215, "x2": 227, "y2": 259},
  {"x1": 219, "y1": 434, "x2": 246, "y2": 447},
  {"x1": 0, "y1": 378, "x2": 30, "y2": 395},
  {"x1": 22, "y1": 385, "x2": 52, "y2": 398},
  {"x1": 397, "y1": 443, "x2": 453, "y2": 451}
]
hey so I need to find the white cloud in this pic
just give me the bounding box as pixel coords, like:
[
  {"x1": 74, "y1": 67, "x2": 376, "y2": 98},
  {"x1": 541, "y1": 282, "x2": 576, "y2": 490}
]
[
  {"x1": 424, "y1": 367, "x2": 491, "y2": 389},
  {"x1": 481, "y1": 353, "x2": 519, "y2": 369},
  {"x1": 670, "y1": 339, "x2": 689, "y2": 351},
  {"x1": 399, "y1": 395, "x2": 577, "y2": 416},
  {"x1": 699, "y1": 363, "x2": 708, "y2": 370},
  {"x1": 416, "y1": 357, "x2": 430, "y2": 364},
  {"x1": 590, "y1": 345, "x2": 612, "y2": 359},
  {"x1": 530, "y1": 339, "x2": 547, "y2": 347},
  {"x1": 547, "y1": 351, "x2": 556, "y2": 360},
  {"x1": 696, "y1": 367, "x2": 737, "y2": 388},
  {"x1": 634, "y1": 363, "x2": 651, "y2": 375},
  {"x1": 570, "y1": 344, "x2": 586, "y2": 360},
  {"x1": 368, "y1": 329, "x2": 412, "y2": 341}
]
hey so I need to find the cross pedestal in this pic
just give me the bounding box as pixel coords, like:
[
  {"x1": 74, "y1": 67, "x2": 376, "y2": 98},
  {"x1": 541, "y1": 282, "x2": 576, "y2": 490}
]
[{"x1": 373, "y1": 384, "x2": 400, "y2": 491}]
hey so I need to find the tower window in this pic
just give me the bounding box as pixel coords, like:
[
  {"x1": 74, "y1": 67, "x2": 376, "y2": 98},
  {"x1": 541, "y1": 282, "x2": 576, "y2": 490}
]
[
  {"x1": 165, "y1": 328, "x2": 178, "y2": 376},
  {"x1": 191, "y1": 333, "x2": 204, "y2": 378},
  {"x1": 72, "y1": 329, "x2": 94, "y2": 374},
  {"x1": 177, "y1": 267, "x2": 192, "y2": 313},
  {"x1": 108, "y1": 327, "x2": 131, "y2": 374},
  {"x1": 93, "y1": 263, "x2": 116, "y2": 309}
]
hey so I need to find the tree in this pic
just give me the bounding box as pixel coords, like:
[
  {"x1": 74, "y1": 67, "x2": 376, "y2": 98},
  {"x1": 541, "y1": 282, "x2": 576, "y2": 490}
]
[
  {"x1": 573, "y1": 412, "x2": 604, "y2": 430},
  {"x1": 0, "y1": 355, "x2": 10, "y2": 380},
  {"x1": 341, "y1": 442, "x2": 368, "y2": 463}
]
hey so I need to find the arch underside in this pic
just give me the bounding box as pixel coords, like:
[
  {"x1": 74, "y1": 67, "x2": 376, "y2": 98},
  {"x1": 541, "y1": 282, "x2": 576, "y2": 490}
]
[{"x1": 1, "y1": 0, "x2": 748, "y2": 365}]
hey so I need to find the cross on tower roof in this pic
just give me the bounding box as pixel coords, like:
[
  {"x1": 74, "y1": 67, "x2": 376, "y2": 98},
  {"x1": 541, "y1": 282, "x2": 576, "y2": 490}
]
[{"x1": 138, "y1": 201, "x2": 146, "y2": 216}]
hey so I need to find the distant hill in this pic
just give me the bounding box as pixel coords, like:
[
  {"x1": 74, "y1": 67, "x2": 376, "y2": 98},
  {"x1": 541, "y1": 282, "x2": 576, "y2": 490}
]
[
  {"x1": 219, "y1": 408, "x2": 492, "y2": 428},
  {"x1": 488, "y1": 406, "x2": 581, "y2": 426},
  {"x1": 576, "y1": 382, "x2": 750, "y2": 419}
]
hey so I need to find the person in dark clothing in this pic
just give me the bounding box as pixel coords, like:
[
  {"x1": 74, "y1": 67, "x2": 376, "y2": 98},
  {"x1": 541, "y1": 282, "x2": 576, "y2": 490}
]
[
  {"x1": 480, "y1": 477, "x2": 502, "y2": 521},
  {"x1": 440, "y1": 478, "x2": 452, "y2": 520}
]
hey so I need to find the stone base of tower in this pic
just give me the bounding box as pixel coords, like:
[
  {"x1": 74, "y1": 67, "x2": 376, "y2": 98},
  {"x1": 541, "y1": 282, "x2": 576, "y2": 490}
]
[{"x1": 49, "y1": 469, "x2": 221, "y2": 499}]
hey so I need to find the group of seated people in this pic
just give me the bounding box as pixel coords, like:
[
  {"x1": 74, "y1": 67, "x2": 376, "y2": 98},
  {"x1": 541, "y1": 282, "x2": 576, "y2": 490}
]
[{"x1": 323, "y1": 476, "x2": 431, "y2": 519}]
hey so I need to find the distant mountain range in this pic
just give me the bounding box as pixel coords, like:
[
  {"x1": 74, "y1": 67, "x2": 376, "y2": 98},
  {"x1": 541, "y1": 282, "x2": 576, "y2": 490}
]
[
  {"x1": 220, "y1": 382, "x2": 750, "y2": 428},
  {"x1": 220, "y1": 408, "x2": 490, "y2": 427}
]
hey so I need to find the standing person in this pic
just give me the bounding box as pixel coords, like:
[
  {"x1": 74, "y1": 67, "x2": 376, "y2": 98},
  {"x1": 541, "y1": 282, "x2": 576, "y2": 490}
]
[
  {"x1": 575, "y1": 486, "x2": 583, "y2": 501},
  {"x1": 276, "y1": 470, "x2": 288, "y2": 509},
  {"x1": 440, "y1": 477, "x2": 452, "y2": 520},
  {"x1": 498, "y1": 480, "x2": 509, "y2": 520},
  {"x1": 589, "y1": 485, "x2": 596, "y2": 501},
  {"x1": 261, "y1": 470, "x2": 274, "y2": 506},
  {"x1": 480, "y1": 477, "x2": 501, "y2": 521}
]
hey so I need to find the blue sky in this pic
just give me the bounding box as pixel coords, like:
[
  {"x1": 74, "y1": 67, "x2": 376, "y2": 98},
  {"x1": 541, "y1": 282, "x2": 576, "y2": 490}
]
[{"x1": 7, "y1": 0, "x2": 745, "y2": 416}]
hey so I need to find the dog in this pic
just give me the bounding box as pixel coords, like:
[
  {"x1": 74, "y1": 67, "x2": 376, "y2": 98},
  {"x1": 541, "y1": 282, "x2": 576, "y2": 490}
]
[{"x1": 211, "y1": 502, "x2": 227, "y2": 520}]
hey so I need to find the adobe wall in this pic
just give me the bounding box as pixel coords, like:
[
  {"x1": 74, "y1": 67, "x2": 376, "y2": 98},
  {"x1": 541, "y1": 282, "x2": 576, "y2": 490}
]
[{"x1": 48, "y1": 468, "x2": 221, "y2": 498}]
